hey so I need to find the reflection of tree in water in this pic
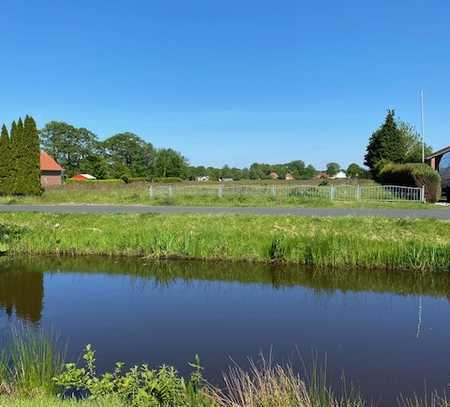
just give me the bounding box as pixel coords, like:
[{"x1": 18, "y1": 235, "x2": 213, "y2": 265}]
[{"x1": 0, "y1": 270, "x2": 43, "y2": 324}]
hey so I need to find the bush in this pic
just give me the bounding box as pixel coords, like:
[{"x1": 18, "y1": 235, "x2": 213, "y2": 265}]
[
  {"x1": 378, "y1": 163, "x2": 441, "y2": 202},
  {"x1": 54, "y1": 345, "x2": 211, "y2": 407}
]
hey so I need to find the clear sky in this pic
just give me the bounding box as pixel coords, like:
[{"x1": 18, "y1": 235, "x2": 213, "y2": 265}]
[{"x1": 1, "y1": 0, "x2": 449, "y2": 170}]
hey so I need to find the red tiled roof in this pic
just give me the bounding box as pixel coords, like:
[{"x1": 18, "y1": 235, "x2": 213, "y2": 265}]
[{"x1": 40, "y1": 151, "x2": 63, "y2": 171}]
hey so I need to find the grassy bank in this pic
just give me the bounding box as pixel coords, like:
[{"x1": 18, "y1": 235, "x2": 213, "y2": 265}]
[{"x1": 0, "y1": 213, "x2": 449, "y2": 271}]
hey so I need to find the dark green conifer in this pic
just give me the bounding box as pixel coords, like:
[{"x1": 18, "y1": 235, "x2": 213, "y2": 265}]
[
  {"x1": 23, "y1": 115, "x2": 42, "y2": 195},
  {"x1": 0, "y1": 124, "x2": 10, "y2": 195}
]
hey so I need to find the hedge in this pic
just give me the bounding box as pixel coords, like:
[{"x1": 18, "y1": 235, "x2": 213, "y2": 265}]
[{"x1": 378, "y1": 163, "x2": 441, "y2": 202}]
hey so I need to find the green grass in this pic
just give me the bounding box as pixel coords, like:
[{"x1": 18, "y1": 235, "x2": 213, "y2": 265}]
[
  {"x1": 0, "y1": 213, "x2": 449, "y2": 271},
  {"x1": 0, "y1": 181, "x2": 439, "y2": 209},
  {"x1": 0, "y1": 327, "x2": 65, "y2": 397},
  {"x1": 0, "y1": 396, "x2": 125, "y2": 407}
]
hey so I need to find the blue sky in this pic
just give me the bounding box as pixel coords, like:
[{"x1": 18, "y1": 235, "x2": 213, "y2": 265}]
[{"x1": 1, "y1": 0, "x2": 449, "y2": 170}]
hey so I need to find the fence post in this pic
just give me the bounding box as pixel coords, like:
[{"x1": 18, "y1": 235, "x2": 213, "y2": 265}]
[
  {"x1": 218, "y1": 185, "x2": 223, "y2": 198},
  {"x1": 356, "y1": 185, "x2": 361, "y2": 201},
  {"x1": 421, "y1": 185, "x2": 426, "y2": 203},
  {"x1": 168, "y1": 186, "x2": 173, "y2": 198},
  {"x1": 149, "y1": 185, "x2": 153, "y2": 199},
  {"x1": 330, "y1": 186, "x2": 335, "y2": 200},
  {"x1": 272, "y1": 185, "x2": 276, "y2": 198}
]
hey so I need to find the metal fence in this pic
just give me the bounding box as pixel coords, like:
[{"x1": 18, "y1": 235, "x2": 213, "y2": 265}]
[{"x1": 149, "y1": 184, "x2": 425, "y2": 202}]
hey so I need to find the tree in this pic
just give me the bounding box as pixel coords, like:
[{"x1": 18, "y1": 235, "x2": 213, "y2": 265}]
[
  {"x1": 397, "y1": 120, "x2": 433, "y2": 163},
  {"x1": 0, "y1": 125, "x2": 11, "y2": 195},
  {"x1": 21, "y1": 116, "x2": 41, "y2": 195},
  {"x1": 346, "y1": 163, "x2": 367, "y2": 178},
  {"x1": 39, "y1": 121, "x2": 100, "y2": 177},
  {"x1": 326, "y1": 162, "x2": 340, "y2": 176},
  {"x1": 103, "y1": 133, "x2": 154, "y2": 178},
  {"x1": 365, "y1": 110, "x2": 406, "y2": 171},
  {"x1": 153, "y1": 148, "x2": 188, "y2": 178}
]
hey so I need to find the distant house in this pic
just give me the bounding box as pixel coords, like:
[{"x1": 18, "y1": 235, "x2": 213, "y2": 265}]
[
  {"x1": 314, "y1": 172, "x2": 329, "y2": 180},
  {"x1": 40, "y1": 151, "x2": 64, "y2": 187},
  {"x1": 196, "y1": 175, "x2": 209, "y2": 182},
  {"x1": 285, "y1": 173, "x2": 295, "y2": 181},
  {"x1": 71, "y1": 174, "x2": 97, "y2": 181},
  {"x1": 269, "y1": 171, "x2": 279, "y2": 180},
  {"x1": 219, "y1": 177, "x2": 233, "y2": 182},
  {"x1": 332, "y1": 170, "x2": 347, "y2": 179}
]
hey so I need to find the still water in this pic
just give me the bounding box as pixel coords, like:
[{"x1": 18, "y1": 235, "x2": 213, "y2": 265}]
[{"x1": 1, "y1": 257, "x2": 449, "y2": 404}]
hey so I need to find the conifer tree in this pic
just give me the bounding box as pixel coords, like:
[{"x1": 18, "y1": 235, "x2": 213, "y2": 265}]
[
  {"x1": 0, "y1": 124, "x2": 10, "y2": 195},
  {"x1": 365, "y1": 110, "x2": 406, "y2": 172},
  {"x1": 14, "y1": 117, "x2": 28, "y2": 194},
  {"x1": 9, "y1": 121, "x2": 19, "y2": 194},
  {"x1": 23, "y1": 115, "x2": 42, "y2": 195}
]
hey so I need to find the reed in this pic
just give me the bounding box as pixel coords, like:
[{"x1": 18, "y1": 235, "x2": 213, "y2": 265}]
[{"x1": 0, "y1": 327, "x2": 65, "y2": 396}]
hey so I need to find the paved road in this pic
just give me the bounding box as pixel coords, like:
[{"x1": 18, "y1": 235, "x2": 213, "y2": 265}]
[{"x1": 0, "y1": 204, "x2": 449, "y2": 219}]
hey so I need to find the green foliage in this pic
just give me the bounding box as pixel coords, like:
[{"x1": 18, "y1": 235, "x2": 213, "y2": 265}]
[
  {"x1": 365, "y1": 110, "x2": 406, "y2": 171},
  {"x1": 0, "y1": 124, "x2": 11, "y2": 195},
  {"x1": 397, "y1": 120, "x2": 433, "y2": 163},
  {"x1": 0, "y1": 117, "x2": 41, "y2": 196},
  {"x1": 326, "y1": 162, "x2": 340, "y2": 176},
  {"x1": 0, "y1": 327, "x2": 65, "y2": 396},
  {"x1": 39, "y1": 122, "x2": 101, "y2": 178},
  {"x1": 103, "y1": 133, "x2": 155, "y2": 178},
  {"x1": 346, "y1": 163, "x2": 367, "y2": 178},
  {"x1": 378, "y1": 163, "x2": 441, "y2": 202},
  {"x1": 153, "y1": 149, "x2": 188, "y2": 178},
  {"x1": 54, "y1": 345, "x2": 211, "y2": 407}
]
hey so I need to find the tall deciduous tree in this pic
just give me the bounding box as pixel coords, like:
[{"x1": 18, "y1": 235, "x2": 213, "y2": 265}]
[
  {"x1": 326, "y1": 162, "x2": 340, "y2": 176},
  {"x1": 103, "y1": 132, "x2": 154, "y2": 178},
  {"x1": 397, "y1": 120, "x2": 433, "y2": 163},
  {"x1": 39, "y1": 121, "x2": 101, "y2": 177},
  {"x1": 153, "y1": 148, "x2": 187, "y2": 178}
]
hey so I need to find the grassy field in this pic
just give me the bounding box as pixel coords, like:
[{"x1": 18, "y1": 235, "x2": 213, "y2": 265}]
[
  {"x1": 0, "y1": 213, "x2": 449, "y2": 271},
  {"x1": 0, "y1": 181, "x2": 438, "y2": 209}
]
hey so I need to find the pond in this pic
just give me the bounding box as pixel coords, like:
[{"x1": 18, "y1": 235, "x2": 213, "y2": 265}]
[{"x1": 1, "y1": 257, "x2": 449, "y2": 404}]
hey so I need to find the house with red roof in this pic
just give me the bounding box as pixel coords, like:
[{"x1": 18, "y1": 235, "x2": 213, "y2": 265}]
[{"x1": 40, "y1": 151, "x2": 64, "y2": 187}]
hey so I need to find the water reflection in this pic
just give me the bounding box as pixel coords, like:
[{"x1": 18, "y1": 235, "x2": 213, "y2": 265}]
[
  {"x1": 0, "y1": 257, "x2": 449, "y2": 404},
  {"x1": 0, "y1": 262, "x2": 43, "y2": 323}
]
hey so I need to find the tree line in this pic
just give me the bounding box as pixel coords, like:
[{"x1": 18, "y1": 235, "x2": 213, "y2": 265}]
[
  {"x1": 0, "y1": 116, "x2": 41, "y2": 195},
  {"x1": 40, "y1": 121, "x2": 362, "y2": 181}
]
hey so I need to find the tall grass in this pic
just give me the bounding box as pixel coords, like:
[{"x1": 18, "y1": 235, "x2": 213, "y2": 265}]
[
  {"x1": 0, "y1": 327, "x2": 65, "y2": 396},
  {"x1": 210, "y1": 356, "x2": 366, "y2": 407},
  {"x1": 0, "y1": 213, "x2": 449, "y2": 272}
]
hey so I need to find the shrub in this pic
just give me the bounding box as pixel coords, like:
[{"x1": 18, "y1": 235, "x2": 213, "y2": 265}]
[
  {"x1": 54, "y1": 345, "x2": 211, "y2": 407},
  {"x1": 378, "y1": 163, "x2": 441, "y2": 202}
]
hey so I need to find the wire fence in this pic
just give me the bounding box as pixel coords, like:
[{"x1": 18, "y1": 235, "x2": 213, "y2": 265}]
[{"x1": 149, "y1": 184, "x2": 425, "y2": 202}]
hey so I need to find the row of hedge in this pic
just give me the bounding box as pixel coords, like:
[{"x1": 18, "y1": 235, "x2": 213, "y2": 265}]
[{"x1": 378, "y1": 162, "x2": 441, "y2": 202}]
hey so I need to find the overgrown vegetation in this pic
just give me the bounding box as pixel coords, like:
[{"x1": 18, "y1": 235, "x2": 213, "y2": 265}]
[
  {"x1": 379, "y1": 162, "x2": 442, "y2": 202},
  {"x1": 0, "y1": 213, "x2": 448, "y2": 271},
  {"x1": 1, "y1": 334, "x2": 448, "y2": 406}
]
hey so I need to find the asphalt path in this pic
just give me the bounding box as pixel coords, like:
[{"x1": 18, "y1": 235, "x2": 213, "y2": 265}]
[{"x1": 0, "y1": 204, "x2": 449, "y2": 219}]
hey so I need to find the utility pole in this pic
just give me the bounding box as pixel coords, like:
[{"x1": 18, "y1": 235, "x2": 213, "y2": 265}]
[{"x1": 420, "y1": 90, "x2": 425, "y2": 163}]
